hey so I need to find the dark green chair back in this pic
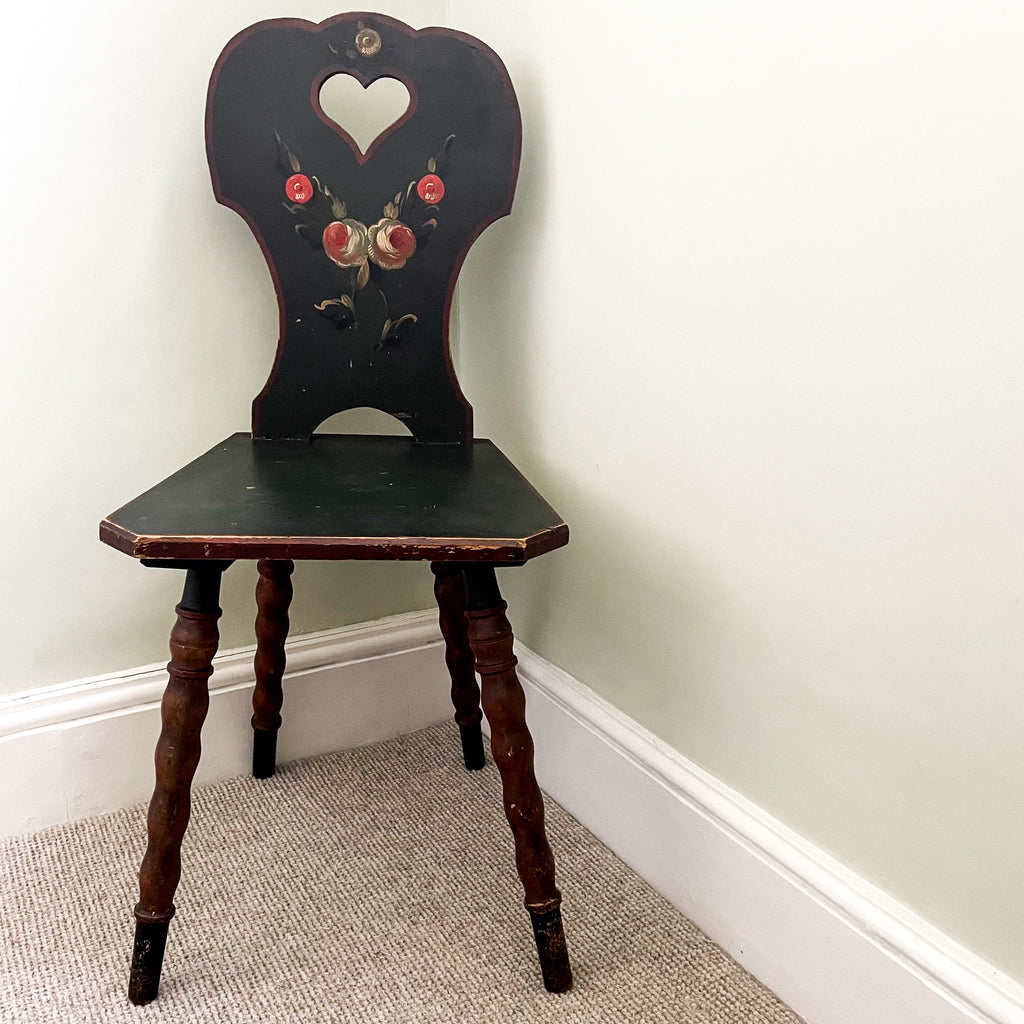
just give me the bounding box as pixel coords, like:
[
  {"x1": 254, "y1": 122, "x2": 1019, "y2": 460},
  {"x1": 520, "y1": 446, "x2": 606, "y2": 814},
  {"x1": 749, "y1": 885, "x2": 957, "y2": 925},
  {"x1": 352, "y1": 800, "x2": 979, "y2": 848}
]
[{"x1": 207, "y1": 13, "x2": 521, "y2": 442}]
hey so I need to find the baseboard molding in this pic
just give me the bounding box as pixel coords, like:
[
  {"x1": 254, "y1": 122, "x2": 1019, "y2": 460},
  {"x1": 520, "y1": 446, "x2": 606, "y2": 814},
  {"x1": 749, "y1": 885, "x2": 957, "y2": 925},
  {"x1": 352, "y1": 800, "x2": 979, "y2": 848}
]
[
  {"x1": 4, "y1": 611, "x2": 1021, "y2": 1023},
  {"x1": 511, "y1": 645, "x2": 1024, "y2": 1024},
  {"x1": 0, "y1": 610, "x2": 450, "y2": 837}
]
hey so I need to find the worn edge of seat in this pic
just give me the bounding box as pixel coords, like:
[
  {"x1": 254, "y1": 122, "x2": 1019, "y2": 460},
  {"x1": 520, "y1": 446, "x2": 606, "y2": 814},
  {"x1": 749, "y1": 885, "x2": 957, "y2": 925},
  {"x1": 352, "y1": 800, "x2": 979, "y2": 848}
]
[{"x1": 99, "y1": 519, "x2": 569, "y2": 563}]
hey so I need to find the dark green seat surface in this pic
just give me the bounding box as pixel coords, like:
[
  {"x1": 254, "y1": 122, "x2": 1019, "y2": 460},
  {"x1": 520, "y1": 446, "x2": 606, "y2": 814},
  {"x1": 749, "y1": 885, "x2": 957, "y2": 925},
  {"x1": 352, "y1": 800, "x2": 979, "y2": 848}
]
[{"x1": 100, "y1": 434, "x2": 568, "y2": 563}]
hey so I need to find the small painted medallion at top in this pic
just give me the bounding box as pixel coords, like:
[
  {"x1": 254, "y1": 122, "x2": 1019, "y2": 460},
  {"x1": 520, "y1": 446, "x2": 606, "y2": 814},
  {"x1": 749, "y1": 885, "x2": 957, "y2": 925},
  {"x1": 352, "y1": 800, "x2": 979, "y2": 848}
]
[{"x1": 355, "y1": 28, "x2": 382, "y2": 57}]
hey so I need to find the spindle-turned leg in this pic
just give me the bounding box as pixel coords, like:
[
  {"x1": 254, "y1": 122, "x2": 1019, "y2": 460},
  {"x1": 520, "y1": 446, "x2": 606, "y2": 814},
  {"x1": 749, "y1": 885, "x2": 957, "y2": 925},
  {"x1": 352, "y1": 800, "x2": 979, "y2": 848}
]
[
  {"x1": 128, "y1": 564, "x2": 227, "y2": 1005},
  {"x1": 462, "y1": 565, "x2": 572, "y2": 993},
  {"x1": 251, "y1": 558, "x2": 294, "y2": 779},
  {"x1": 431, "y1": 561, "x2": 485, "y2": 770}
]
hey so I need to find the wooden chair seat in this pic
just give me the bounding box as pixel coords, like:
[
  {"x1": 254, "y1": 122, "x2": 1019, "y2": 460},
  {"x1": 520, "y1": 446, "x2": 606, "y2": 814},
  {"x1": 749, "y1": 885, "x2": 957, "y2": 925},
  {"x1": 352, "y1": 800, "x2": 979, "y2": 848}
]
[{"x1": 101, "y1": 434, "x2": 568, "y2": 563}]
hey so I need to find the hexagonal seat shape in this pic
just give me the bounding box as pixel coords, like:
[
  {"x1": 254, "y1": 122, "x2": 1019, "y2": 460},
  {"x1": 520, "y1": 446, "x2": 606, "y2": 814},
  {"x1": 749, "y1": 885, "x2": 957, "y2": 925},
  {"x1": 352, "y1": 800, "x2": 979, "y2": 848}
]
[{"x1": 102, "y1": 433, "x2": 568, "y2": 563}]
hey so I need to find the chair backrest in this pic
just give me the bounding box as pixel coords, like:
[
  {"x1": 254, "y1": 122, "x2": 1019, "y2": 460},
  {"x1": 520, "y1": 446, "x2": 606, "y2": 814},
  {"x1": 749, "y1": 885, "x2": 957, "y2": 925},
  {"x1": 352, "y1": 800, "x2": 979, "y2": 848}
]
[{"x1": 207, "y1": 14, "x2": 521, "y2": 443}]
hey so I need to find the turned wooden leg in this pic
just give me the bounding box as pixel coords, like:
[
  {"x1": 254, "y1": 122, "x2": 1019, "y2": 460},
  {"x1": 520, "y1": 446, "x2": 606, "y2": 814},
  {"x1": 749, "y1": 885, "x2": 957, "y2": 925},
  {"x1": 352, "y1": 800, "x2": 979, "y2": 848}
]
[
  {"x1": 462, "y1": 565, "x2": 572, "y2": 994},
  {"x1": 128, "y1": 564, "x2": 226, "y2": 1005},
  {"x1": 431, "y1": 562, "x2": 485, "y2": 770},
  {"x1": 251, "y1": 558, "x2": 294, "y2": 779}
]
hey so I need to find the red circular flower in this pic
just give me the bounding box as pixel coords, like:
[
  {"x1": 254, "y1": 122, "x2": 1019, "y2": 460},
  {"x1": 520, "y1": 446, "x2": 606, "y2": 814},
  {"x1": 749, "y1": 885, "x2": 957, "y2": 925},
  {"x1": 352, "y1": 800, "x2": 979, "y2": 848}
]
[
  {"x1": 285, "y1": 173, "x2": 314, "y2": 204},
  {"x1": 416, "y1": 173, "x2": 445, "y2": 204}
]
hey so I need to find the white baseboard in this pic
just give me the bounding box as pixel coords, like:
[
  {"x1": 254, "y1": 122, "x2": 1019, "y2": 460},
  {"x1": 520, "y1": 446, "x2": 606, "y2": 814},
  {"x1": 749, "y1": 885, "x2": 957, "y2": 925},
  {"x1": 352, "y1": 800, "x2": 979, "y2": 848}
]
[
  {"x1": 511, "y1": 646, "x2": 1024, "y2": 1024},
  {"x1": 0, "y1": 610, "x2": 450, "y2": 836},
  {"x1": 4, "y1": 610, "x2": 1021, "y2": 1024}
]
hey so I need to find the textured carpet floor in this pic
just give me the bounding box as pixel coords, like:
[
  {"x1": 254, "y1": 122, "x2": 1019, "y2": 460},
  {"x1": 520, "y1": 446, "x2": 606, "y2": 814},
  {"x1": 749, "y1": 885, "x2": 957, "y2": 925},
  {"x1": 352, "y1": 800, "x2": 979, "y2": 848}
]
[{"x1": 0, "y1": 723, "x2": 803, "y2": 1023}]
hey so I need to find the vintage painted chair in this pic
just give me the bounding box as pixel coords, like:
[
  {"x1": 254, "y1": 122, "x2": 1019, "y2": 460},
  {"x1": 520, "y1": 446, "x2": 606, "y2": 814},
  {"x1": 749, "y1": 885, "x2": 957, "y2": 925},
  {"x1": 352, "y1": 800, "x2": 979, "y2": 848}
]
[{"x1": 99, "y1": 13, "x2": 572, "y2": 1005}]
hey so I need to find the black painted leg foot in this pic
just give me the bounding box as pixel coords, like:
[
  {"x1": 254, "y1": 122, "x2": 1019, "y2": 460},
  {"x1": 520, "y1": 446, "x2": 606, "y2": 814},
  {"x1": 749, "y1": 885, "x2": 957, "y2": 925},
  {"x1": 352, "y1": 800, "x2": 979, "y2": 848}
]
[
  {"x1": 128, "y1": 918, "x2": 170, "y2": 1005},
  {"x1": 529, "y1": 906, "x2": 573, "y2": 993},
  {"x1": 458, "y1": 720, "x2": 486, "y2": 771},
  {"x1": 252, "y1": 726, "x2": 279, "y2": 779}
]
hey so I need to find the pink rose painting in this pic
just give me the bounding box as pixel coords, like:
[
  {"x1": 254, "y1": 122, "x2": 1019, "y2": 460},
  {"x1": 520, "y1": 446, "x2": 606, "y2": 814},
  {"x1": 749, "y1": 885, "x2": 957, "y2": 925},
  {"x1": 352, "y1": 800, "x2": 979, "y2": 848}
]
[
  {"x1": 322, "y1": 219, "x2": 369, "y2": 268},
  {"x1": 368, "y1": 219, "x2": 417, "y2": 270}
]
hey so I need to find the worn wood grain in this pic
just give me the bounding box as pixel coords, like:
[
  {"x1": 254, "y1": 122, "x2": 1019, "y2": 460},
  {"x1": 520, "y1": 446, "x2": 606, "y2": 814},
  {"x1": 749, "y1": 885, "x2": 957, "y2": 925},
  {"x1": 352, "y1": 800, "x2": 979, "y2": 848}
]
[
  {"x1": 463, "y1": 567, "x2": 572, "y2": 992},
  {"x1": 100, "y1": 435, "x2": 568, "y2": 563},
  {"x1": 130, "y1": 568, "x2": 224, "y2": 1004}
]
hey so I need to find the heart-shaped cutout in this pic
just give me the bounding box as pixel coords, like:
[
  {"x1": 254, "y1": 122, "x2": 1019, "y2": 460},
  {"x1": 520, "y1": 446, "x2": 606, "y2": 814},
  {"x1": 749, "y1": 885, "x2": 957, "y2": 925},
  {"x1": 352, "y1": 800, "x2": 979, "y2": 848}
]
[{"x1": 318, "y1": 74, "x2": 411, "y2": 157}]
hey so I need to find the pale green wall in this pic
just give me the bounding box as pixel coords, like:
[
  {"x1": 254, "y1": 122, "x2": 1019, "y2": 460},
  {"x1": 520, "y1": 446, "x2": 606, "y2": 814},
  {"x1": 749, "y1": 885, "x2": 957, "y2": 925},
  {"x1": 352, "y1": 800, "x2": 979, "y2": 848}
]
[
  {"x1": 451, "y1": 0, "x2": 1024, "y2": 987},
  {"x1": 0, "y1": 1, "x2": 445, "y2": 693},
  {"x1": 5, "y1": 0, "x2": 1024, "y2": 993}
]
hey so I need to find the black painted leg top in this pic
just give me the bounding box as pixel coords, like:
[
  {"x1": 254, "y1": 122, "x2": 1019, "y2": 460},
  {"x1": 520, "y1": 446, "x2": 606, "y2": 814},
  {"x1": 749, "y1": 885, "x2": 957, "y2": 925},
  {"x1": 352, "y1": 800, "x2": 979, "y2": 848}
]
[
  {"x1": 180, "y1": 562, "x2": 232, "y2": 611},
  {"x1": 462, "y1": 563, "x2": 503, "y2": 612}
]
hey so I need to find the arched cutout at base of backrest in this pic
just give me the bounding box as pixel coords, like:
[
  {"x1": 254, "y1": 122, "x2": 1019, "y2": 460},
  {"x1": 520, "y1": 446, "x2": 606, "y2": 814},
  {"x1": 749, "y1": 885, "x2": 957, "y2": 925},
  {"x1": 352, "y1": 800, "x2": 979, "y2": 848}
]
[{"x1": 315, "y1": 406, "x2": 413, "y2": 436}]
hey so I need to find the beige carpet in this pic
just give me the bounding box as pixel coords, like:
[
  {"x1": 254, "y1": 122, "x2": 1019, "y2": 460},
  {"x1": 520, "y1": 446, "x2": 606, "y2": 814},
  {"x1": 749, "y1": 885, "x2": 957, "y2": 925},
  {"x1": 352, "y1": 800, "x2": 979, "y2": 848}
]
[{"x1": 0, "y1": 723, "x2": 804, "y2": 1023}]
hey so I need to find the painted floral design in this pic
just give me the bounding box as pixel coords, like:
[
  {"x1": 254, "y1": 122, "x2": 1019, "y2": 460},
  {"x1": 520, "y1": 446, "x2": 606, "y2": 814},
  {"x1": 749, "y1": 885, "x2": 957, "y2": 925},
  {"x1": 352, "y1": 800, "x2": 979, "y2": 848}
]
[
  {"x1": 333, "y1": 20, "x2": 383, "y2": 61},
  {"x1": 322, "y1": 219, "x2": 368, "y2": 267},
  {"x1": 368, "y1": 218, "x2": 416, "y2": 270},
  {"x1": 276, "y1": 131, "x2": 454, "y2": 348},
  {"x1": 416, "y1": 173, "x2": 444, "y2": 204},
  {"x1": 354, "y1": 27, "x2": 382, "y2": 57},
  {"x1": 285, "y1": 173, "x2": 314, "y2": 204}
]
